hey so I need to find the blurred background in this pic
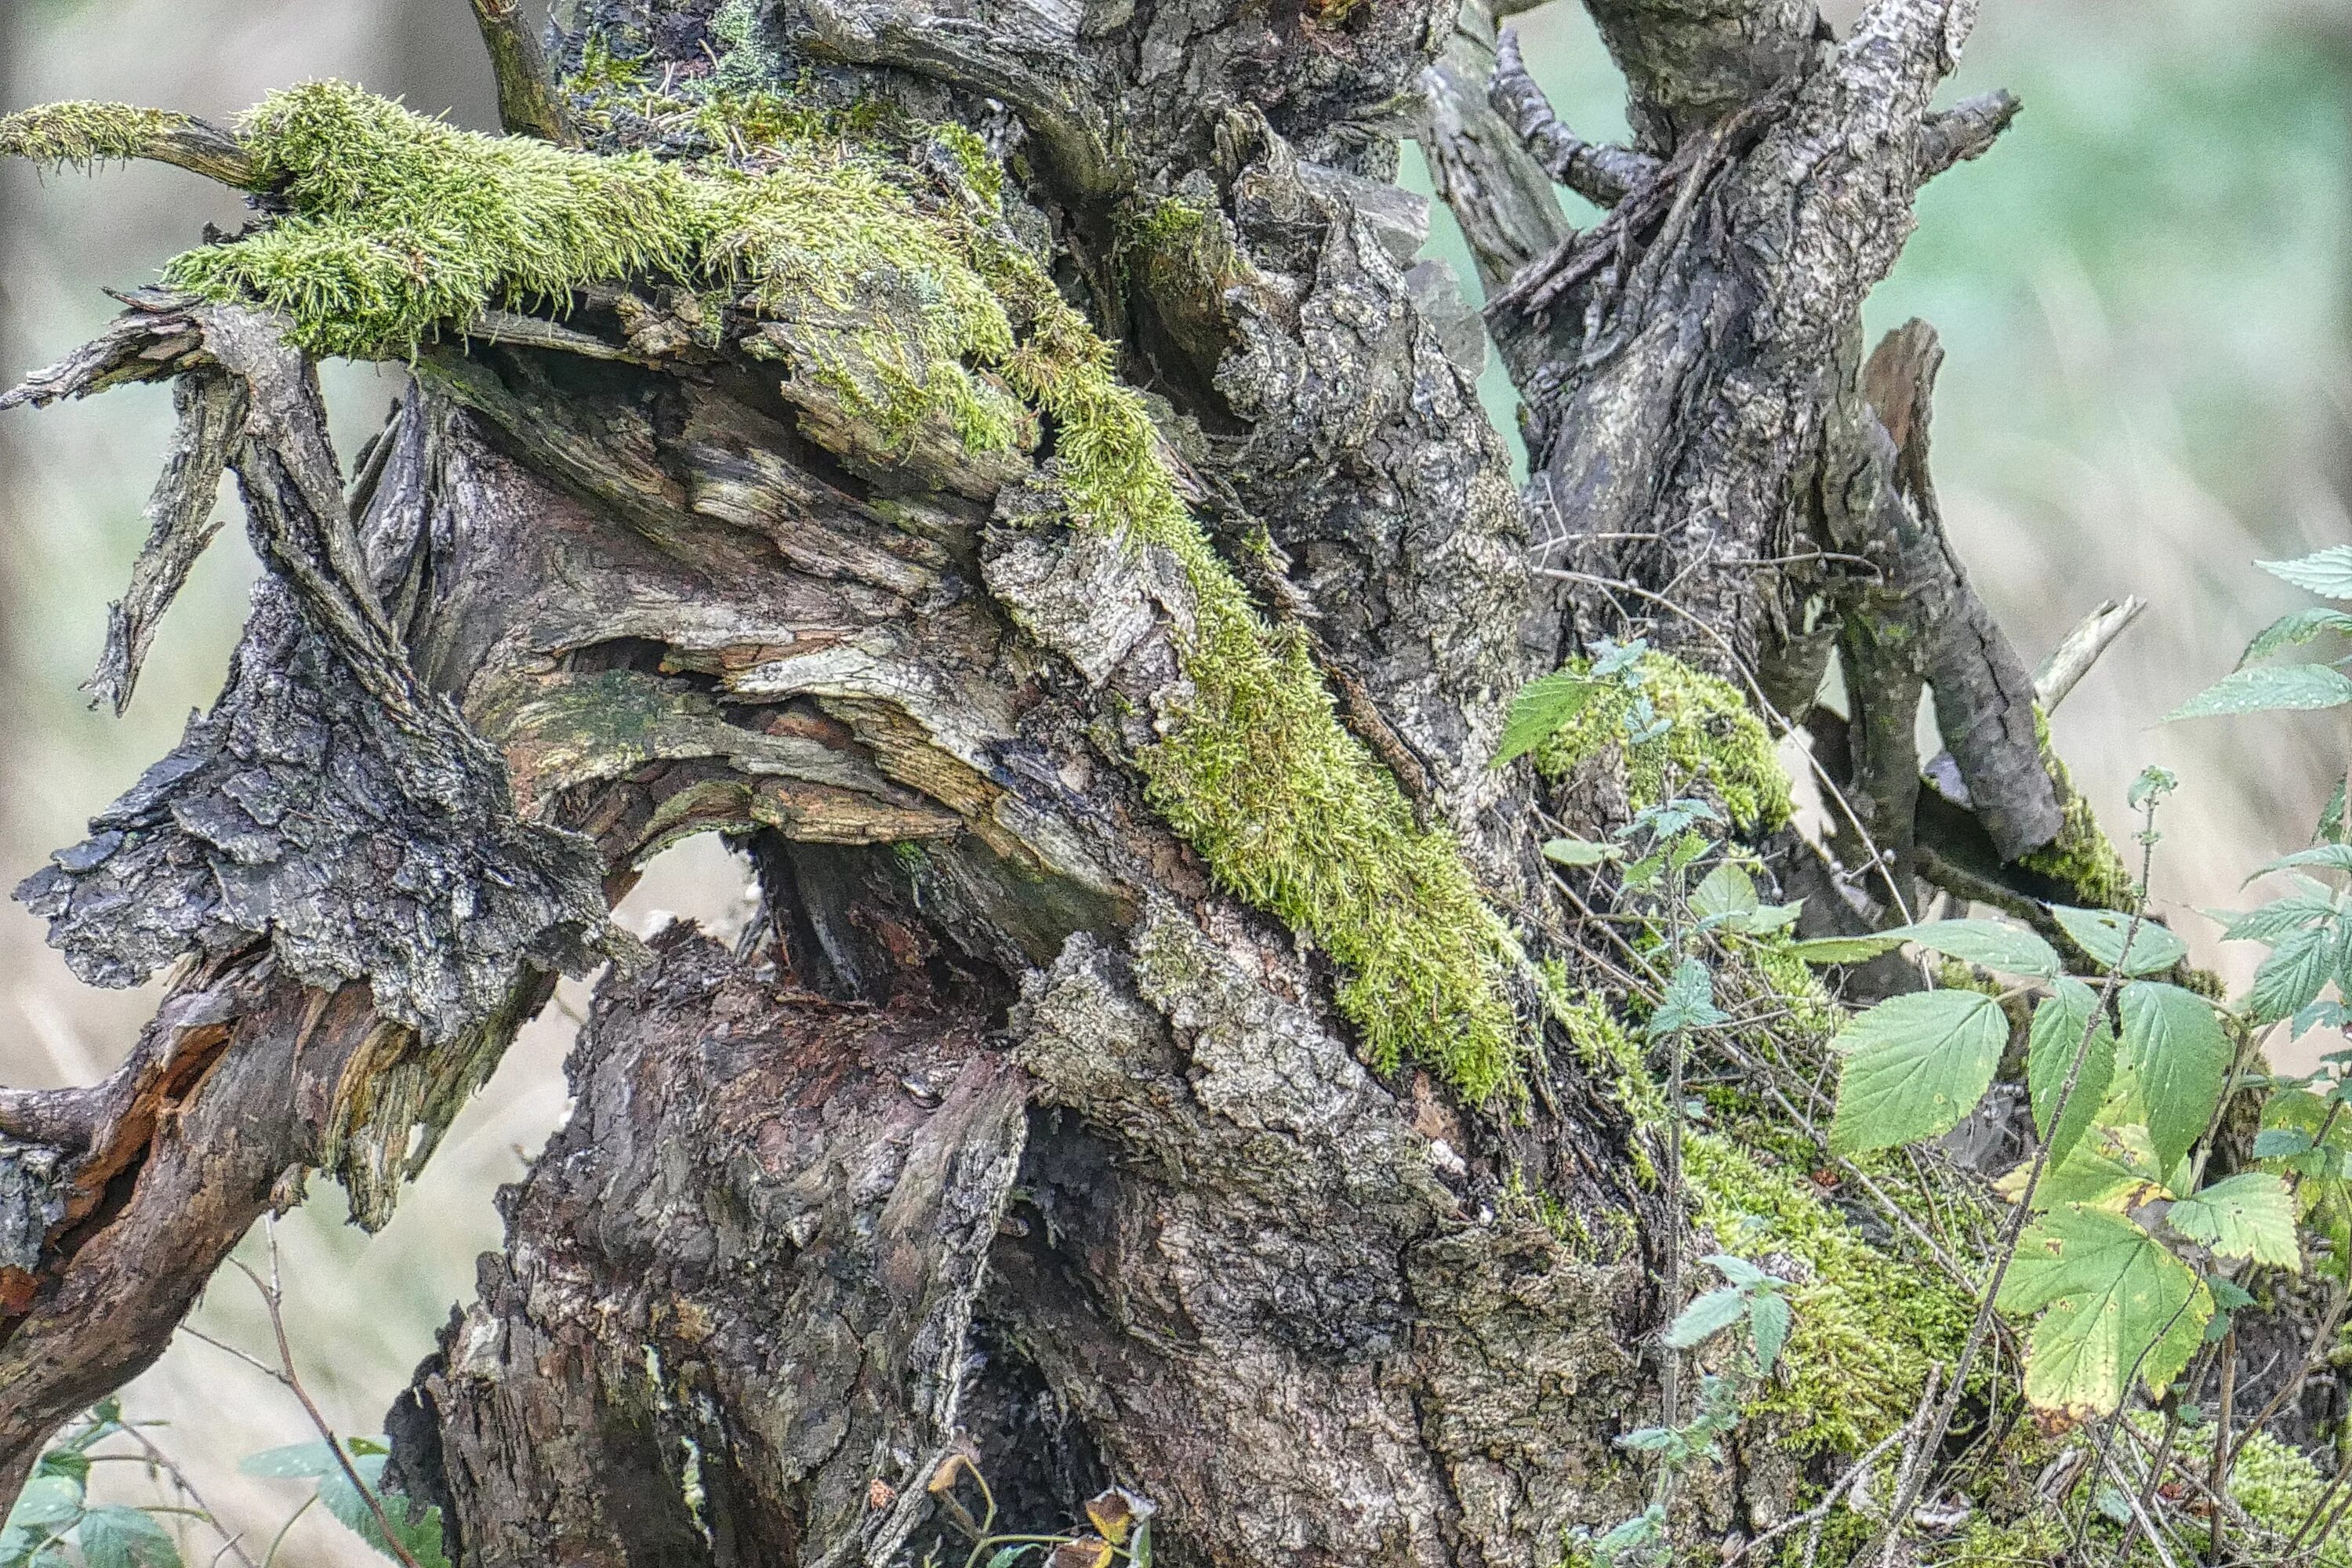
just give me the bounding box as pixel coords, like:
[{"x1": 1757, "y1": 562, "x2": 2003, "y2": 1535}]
[{"x1": 1, "y1": 0, "x2": 2345, "y2": 1558}]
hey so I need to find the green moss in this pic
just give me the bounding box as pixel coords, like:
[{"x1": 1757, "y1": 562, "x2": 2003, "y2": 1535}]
[
  {"x1": 2018, "y1": 710, "x2": 2137, "y2": 910},
  {"x1": 1947, "y1": 1510, "x2": 2070, "y2": 1567},
  {"x1": 96, "y1": 81, "x2": 1526, "y2": 1102},
  {"x1": 1685, "y1": 1132, "x2": 1970, "y2": 1456},
  {"x1": 0, "y1": 101, "x2": 182, "y2": 166},
  {"x1": 1123, "y1": 194, "x2": 1210, "y2": 251},
  {"x1": 1535, "y1": 652, "x2": 1792, "y2": 832},
  {"x1": 1542, "y1": 971, "x2": 1664, "y2": 1152}
]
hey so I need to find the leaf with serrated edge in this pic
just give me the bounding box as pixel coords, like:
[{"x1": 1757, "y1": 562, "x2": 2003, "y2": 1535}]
[
  {"x1": 2169, "y1": 1173, "x2": 2300, "y2": 1268},
  {"x1": 1828, "y1": 990, "x2": 2010, "y2": 1155},
  {"x1": 1997, "y1": 1203, "x2": 2211, "y2": 1417},
  {"x1": 1664, "y1": 1287, "x2": 1748, "y2": 1348},
  {"x1": 2027, "y1": 978, "x2": 2117, "y2": 1168},
  {"x1": 2239, "y1": 606, "x2": 2352, "y2": 665},
  {"x1": 2119, "y1": 982, "x2": 2232, "y2": 1171},
  {"x1": 2168, "y1": 662, "x2": 2352, "y2": 722},
  {"x1": 2049, "y1": 906, "x2": 2186, "y2": 976},
  {"x1": 2000, "y1": 1122, "x2": 2170, "y2": 1213},
  {"x1": 74, "y1": 1507, "x2": 180, "y2": 1568},
  {"x1": 1883, "y1": 917, "x2": 2061, "y2": 979},
  {"x1": 2259, "y1": 546, "x2": 2352, "y2": 600},
  {"x1": 1493, "y1": 670, "x2": 1599, "y2": 768},
  {"x1": 2248, "y1": 924, "x2": 2336, "y2": 1025}
]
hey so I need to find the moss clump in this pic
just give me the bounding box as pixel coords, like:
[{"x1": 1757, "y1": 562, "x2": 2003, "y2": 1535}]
[
  {"x1": 117, "y1": 82, "x2": 1525, "y2": 1102},
  {"x1": 0, "y1": 102, "x2": 182, "y2": 166},
  {"x1": 1685, "y1": 1132, "x2": 1969, "y2": 1455},
  {"x1": 1535, "y1": 652, "x2": 1792, "y2": 832},
  {"x1": 2017, "y1": 709, "x2": 2137, "y2": 910}
]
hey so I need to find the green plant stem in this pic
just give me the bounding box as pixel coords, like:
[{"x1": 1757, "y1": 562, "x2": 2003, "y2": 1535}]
[{"x1": 261, "y1": 1493, "x2": 316, "y2": 1568}]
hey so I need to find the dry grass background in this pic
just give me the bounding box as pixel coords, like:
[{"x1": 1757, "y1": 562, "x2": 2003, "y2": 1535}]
[{"x1": 0, "y1": 0, "x2": 2344, "y2": 1558}]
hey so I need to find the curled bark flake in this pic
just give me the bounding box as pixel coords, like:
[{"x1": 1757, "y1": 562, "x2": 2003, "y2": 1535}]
[{"x1": 15, "y1": 308, "x2": 615, "y2": 1046}]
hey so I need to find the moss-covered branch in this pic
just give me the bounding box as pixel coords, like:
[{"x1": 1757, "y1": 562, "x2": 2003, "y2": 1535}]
[{"x1": 0, "y1": 101, "x2": 259, "y2": 188}]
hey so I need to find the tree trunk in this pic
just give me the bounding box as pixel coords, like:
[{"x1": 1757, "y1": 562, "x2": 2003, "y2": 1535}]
[{"x1": 0, "y1": 2, "x2": 2167, "y2": 1563}]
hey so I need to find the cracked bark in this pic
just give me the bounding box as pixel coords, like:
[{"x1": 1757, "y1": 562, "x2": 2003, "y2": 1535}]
[{"x1": 0, "y1": 0, "x2": 2190, "y2": 1559}]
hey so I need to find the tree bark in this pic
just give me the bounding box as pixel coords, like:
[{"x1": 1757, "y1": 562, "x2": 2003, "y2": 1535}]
[{"x1": 0, "y1": 1, "x2": 2187, "y2": 1562}]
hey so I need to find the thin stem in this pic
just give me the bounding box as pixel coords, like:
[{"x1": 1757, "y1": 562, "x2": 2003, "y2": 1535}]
[
  {"x1": 2209, "y1": 1327, "x2": 2236, "y2": 1565},
  {"x1": 230, "y1": 1258, "x2": 425, "y2": 1568},
  {"x1": 262, "y1": 1494, "x2": 317, "y2": 1568},
  {"x1": 111, "y1": 1421, "x2": 260, "y2": 1568}
]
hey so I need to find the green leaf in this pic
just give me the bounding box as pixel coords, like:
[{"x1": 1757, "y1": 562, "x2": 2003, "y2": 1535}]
[
  {"x1": 1828, "y1": 990, "x2": 2012, "y2": 1155},
  {"x1": 2049, "y1": 906, "x2": 2187, "y2": 976},
  {"x1": 2167, "y1": 663, "x2": 2352, "y2": 721},
  {"x1": 1493, "y1": 671, "x2": 1599, "y2": 768},
  {"x1": 2253, "y1": 1127, "x2": 2316, "y2": 1160},
  {"x1": 2027, "y1": 978, "x2": 2118, "y2": 1168},
  {"x1": 1690, "y1": 864, "x2": 1759, "y2": 922},
  {"x1": 984, "y1": 1549, "x2": 1035, "y2": 1568},
  {"x1": 313, "y1": 1450, "x2": 451, "y2": 1568},
  {"x1": 1997, "y1": 1203, "x2": 2211, "y2": 1417},
  {"x1": 1646, "y1": 958, "x2": 1726, "y2": 1040},
  {"x1": 2168, "y1": 1173, "x2": 2300, "y2": 1269},
  {"x1": 2119, "y1": 982, "x2": 2234, "y2": 1171},
  {"x1": 1664, "y1": 1288, "x2": 1748, "y2": 1348},
  {"x1": 1541, "y1": 837, "x2": 1617, "y2": 867},
  {"x1": 2259, "y1": 546, "x2": 2352, "y2": 600},
  {"x1": 1748, "y1": 1293, "x2": 1792, "y2": 1374},
  {"x1": 2252, "y1": 843, "x2": 2352, "y2": 880},
  {"x1": 2214, "y1": 895, "x2": 2336, "y2": 944},
  {"x1": 1783, "y1": 935, "x2": 1902, "y2": 964},
  {"x1": 74, "y1": 1508, "x2": 181, "y2": 1568},
  {"x1": 1884, "y1": 917, "x2": 2062, "y2": 979},
  {"x1": 5, "y1": 1476, "x2": 82, "y2": 1533},
  {"x1": 2247, "y1": 924, "x2": 2338, "y2": 1024},
  {"x1": 2238, "y1": 606, "x2": 2352, "y2": 665},
  {"x1": 1704, "y1": 1253, "x2": 1767, "y2": 1288},
  {"x1": 239, "y1": 1441, "x2": 342, "y2": 1479}
]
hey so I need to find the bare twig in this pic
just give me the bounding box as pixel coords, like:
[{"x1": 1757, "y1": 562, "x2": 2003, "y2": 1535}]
[
  {"x1": 109, "y1": 1420, "x2": 260, "y2": 1568},
  {"x1": 2034, "y1": 597, "x2": 2148, "y2": 714},
  {"x1": 1722, "y1": 1371, "x2": 1936, "y2": 1564},
  {"x1": 212, "y1": 1247, "x2": 426, "y2": 1568}
]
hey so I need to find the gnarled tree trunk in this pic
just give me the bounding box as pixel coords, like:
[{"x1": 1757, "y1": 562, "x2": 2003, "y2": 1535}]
[{"x1": 0, "y1": 2, "x2": 2182, "y2": 1563}]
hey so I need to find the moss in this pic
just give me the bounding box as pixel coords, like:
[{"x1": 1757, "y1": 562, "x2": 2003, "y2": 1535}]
[
  {"x1": 96, "y1": 82, "x2": 1526, "y2": 1102},
  {"x1": 1741, "y1": 938, "x2": 1844, "y2": 1042},
  {"x1": 0, "y1": 101, "x2": 183, "y2": 166},
  {"x1": 1542, "y1": 971, "x2": 1664, "y2": 1154},
  {"x1": 1123, "y1": 194, "x2": 1210, "y2": 251},
  {"x1": 2017, "y1": 710, "x2": 2137, "y2": 911},
  {"x1": 1535, "y1": 652, "x2": 1792, "y2": 832},
  {"x1": 1684, "y1": 1132, "x2": 1970, "y2": 1456},
  {"x1": 1947, "y1": 1510, "x2": 2070, "y2": 1566}
]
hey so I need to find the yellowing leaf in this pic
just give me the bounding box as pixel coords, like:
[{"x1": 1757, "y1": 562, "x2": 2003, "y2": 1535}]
[
  {"x1": 1996, "y1": 1203, "x2": 2210, "y2": 1419},
  {"x1": 2002, "y1": 1122, "x2": 2171, "y2": 1213},
  {"x1": 2167, "y1": 1173, "x2": 2301, "y2": 1269},
  {"x1": 1828, "y1": 989, "x2": 2011, "y2": 1156}
]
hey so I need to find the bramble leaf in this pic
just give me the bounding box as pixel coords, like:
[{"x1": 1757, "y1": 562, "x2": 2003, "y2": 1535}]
[
  {"x1": 2259, "y1": 546, "x2": 2352, "y2": 600},
  {"x1": 2001, "y1": 1122, "x2": 2170, "y2": 1213},
  {"x1": 2167, "y1": 1173, "x2": 2300, "y2": 1269},
  {"x1": 1828, "y1": 990, "x2": 2011, "y2": 1155},
  {"x1": 2238, "y1": 605, "x2": 2352, "y2": 664},
  {"x1": 2027, "y1": 978, "x2": 2118, "y2": 1168},
  {"x1": 2119, "y1": 982, "x2": 2233, "y2": 1171},
  {"x1": 1646, "y1": 958, "x2": 1727, "y2": 1040},
  {"x1": 1882, "y1": 917, "x2": 2061, "y2": 979},
  {"x1": 2167, "y1": 663, "x2": 2352, "y2": 722},
  {"x1": 1664, "y1": 1287, "x2": 1748, "y2": 1348},
  {"x1": 2246, "y1": 924, "x2": 2337, "y2": 1025},
  {"x1": 1542, "y1": 837, "x2": 1617, "y2": 867},
  {"x1": 74, "y1": 1507, "x2": 180, "y2": 1568},
  {"x1": 2049, "y1": 906, "x2": 2186, "y2": 976},
  {"x1": 1996, "y1": 1203, "x2": 2210, "y2": 1418},
  {"x1": 1494, "y1": 671, "x2": 1599, "y2": 768}
]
